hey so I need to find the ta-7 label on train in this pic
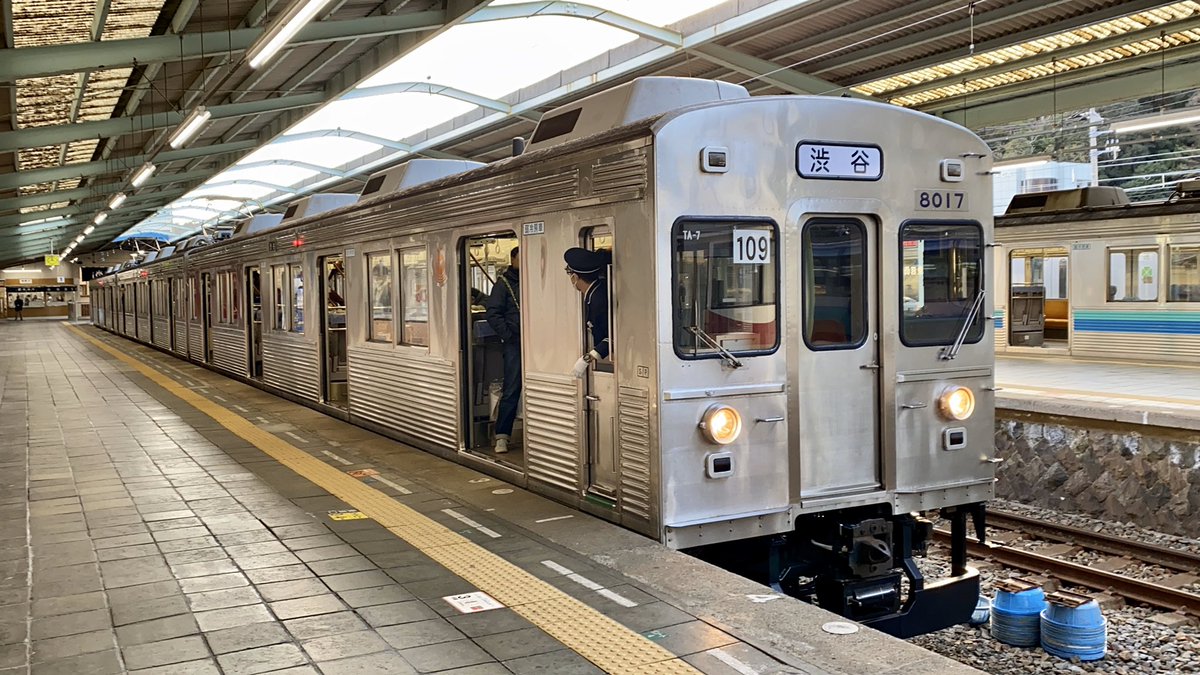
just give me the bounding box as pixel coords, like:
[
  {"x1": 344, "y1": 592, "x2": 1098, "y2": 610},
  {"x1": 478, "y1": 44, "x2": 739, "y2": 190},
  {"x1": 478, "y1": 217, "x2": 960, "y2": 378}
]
[
  {"x1": 796, "y1": 141, "x2": 883, "y2": 180},
  {"x1": 915, "y1": 189, "x2": 968, "y2": 211}
]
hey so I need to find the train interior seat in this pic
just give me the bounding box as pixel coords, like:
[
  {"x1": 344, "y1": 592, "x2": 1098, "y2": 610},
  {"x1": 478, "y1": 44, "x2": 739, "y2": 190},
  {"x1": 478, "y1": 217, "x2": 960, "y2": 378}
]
[{"x1": 1044, "y1": 298, "x2": 1069, "y2": 339}]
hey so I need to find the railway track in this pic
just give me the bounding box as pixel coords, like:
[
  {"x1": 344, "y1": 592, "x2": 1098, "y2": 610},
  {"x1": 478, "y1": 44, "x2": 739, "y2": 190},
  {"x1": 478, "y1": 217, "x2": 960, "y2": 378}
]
[{"x1": 932, "y1": 510, "x2": 1200, "y2": 617}]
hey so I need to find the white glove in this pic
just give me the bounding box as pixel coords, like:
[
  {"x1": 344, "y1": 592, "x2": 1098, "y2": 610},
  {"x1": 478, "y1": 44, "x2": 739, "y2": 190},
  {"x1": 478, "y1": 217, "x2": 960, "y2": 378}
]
[{"x1": 572, "y1": 356, "x2": 590, "y2": 379}]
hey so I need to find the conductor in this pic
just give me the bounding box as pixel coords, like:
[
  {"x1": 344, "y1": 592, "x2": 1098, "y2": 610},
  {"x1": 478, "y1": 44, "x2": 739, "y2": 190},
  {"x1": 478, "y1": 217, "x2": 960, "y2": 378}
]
[{"x1": 563, "y1": 247, "x2": 611, "y2": 378}]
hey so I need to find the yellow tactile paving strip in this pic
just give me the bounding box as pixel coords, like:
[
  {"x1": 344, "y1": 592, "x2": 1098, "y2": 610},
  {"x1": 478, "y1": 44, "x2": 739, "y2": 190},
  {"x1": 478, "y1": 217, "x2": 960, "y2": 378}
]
[{"x1": 67, "y1": 325, "x2": 700, "y2": 675}]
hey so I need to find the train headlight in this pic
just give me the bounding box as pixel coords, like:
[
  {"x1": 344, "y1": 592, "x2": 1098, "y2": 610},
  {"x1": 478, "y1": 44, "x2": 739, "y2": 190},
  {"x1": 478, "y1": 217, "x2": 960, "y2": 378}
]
[
  {"x1": 700, "y1": 405, "x2": 742, "y2": 445},
  {"x1": 939, "y1": 386, "x2": 976, "y2": 421}
]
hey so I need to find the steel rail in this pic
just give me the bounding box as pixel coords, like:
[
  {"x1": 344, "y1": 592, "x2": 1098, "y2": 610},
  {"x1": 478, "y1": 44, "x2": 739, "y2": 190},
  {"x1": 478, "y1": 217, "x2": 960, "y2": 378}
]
[
  {"x1": 932, "y1": 529, "x2": 1200, "y2": 616},
  {"x1": 987, "y1": 510, "x2": 1200, "y2": 573}
]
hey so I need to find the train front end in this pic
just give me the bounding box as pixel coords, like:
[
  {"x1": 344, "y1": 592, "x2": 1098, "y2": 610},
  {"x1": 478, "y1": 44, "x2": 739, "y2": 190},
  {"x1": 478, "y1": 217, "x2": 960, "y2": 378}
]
[{"x1": 653, "y1": 94, "x2": 996, "y2": 636}]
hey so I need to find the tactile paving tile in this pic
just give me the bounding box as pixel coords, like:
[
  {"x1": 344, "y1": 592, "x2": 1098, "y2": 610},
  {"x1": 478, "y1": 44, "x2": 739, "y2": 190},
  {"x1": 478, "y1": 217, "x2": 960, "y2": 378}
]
[{"x1": 69, "y1": 325, "x2": 701, "y2": 674}]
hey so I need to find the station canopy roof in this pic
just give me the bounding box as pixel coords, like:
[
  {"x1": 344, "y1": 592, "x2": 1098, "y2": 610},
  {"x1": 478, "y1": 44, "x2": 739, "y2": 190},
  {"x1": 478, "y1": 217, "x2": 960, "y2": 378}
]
[{"x1": 3, "y1": 0, "x2": 1200, "y2": 267}]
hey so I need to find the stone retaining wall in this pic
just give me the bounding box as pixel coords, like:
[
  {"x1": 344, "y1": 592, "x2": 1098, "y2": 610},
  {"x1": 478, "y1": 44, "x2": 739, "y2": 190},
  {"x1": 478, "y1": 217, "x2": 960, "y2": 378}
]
[{"x1": 995, "y1": 412, "x2": 1200, "y2": 538}]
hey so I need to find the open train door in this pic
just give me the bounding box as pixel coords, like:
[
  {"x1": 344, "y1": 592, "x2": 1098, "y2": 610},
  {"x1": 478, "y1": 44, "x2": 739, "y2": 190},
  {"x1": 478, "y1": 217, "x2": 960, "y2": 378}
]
[
  {"x1": 319, "y1": 255, "x2": 348, "y2": 406},
  {"x1": 580, "y1": 226, "x2": 619, "y2": 501},
  {"x1": 246, "y1": 266, "x2": 263, "y2": 379},
  {"x1": 201, "y1": 272, "x2": 213, "y2": 362}
]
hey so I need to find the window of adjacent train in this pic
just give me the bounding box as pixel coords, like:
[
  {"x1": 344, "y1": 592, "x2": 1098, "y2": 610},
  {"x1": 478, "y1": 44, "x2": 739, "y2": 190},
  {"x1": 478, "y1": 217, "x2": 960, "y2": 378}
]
[
  {"x1": 400, "y1": 248, "x2": 429, "y2": 347},
  {"x1": 1108, "y1": 248, "x2": 1158, "y2": 302},
  {"x1": 291, "y1": 264, "x2": 305, "y2": 333},
  {"x1": 367, "y1": 252, "x2": 394, "y2": 343},
  {"x1": 803, "y1": 219, "x2": 867, "y2": 349},
  {"x1": 272, "y1": 265, "x2": 287, "y2": 330},
  {"x1": 1168, "y1": 246, "x2": 1200, "y2": 302},
  {"x1": 1009, "y1": 247, "x2": 1068, "y2": 299},
  {"x1": 900, "y1": 222, "x2": 984, "y2": 347},
  {"x1": 673, "y1": 219, "x2": 779, "y2": 358}
]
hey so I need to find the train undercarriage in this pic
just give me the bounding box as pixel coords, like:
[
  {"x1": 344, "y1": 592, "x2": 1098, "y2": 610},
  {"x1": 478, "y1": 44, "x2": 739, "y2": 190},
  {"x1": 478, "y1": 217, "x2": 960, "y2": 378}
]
[{"x1": 688, "y1": 503, "x2": 988, "y2": 638}]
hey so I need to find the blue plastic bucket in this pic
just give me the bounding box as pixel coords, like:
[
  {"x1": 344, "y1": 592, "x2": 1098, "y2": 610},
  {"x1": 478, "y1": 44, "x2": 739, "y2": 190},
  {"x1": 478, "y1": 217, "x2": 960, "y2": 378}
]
[
  {"x1": 991, "y1": 587, "x2": 1046, "y2": 647},
  {"x1": 1041, "y1": 600, "x2": 1107, "y2": 661},
  {"x1": 969, "y1": 595, "x2": 991, "y2": 626}
]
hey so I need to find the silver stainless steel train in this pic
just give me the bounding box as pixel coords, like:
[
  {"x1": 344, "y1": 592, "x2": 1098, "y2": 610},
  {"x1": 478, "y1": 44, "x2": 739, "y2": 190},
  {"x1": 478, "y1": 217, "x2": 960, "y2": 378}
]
[
  {"x1": 90, "y1": 77, "x2": 998, "y2": 636},
  {"x1": 995, "y1": 184, "x2": 1200, "y2": 364}
]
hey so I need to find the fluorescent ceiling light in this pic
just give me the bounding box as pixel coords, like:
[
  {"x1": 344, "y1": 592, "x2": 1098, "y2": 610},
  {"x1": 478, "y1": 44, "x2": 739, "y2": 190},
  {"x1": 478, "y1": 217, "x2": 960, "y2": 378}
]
[
  {"x1": 108, "y1": 192, "x2": 128, "y2": 209},
  {"x1": 75, "y1": 234, "x2": 85, "y2": 243},
  {"x1": 84, "y1": 225, "x2": 96, "y2": 235},
  {"x1": 168, "y1": 107, "x2": 212, "y2": 149},
  {"x1": 993, "y1": 154, "x2": 1052, "y2": 171},
  {"x1": 131, "y1": 163, "x2": 157, "y2": 188},
  {"x1": 93, "y1": 212, "x2": 108, "y2": 225},
  {"x1": 247, "y1": 0, "x2": 336, "y2": 69},
  {"x1": 1111, "y1": 108, "x2": 1200, "y2": 134}
]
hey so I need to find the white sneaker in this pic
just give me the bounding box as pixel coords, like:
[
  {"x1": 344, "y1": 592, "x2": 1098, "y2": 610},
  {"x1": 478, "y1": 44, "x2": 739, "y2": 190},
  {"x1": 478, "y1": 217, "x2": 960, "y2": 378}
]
[{"x1": 494, "y1": 436, "x2": 509, "y2": 454}]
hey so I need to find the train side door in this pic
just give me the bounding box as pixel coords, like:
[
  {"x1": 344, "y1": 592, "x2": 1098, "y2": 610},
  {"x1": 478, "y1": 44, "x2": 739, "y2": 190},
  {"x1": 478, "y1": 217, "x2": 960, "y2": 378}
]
[
  {"x1": 582, "y1": 227, "x2": 619, "y2": 499},
  {"x1": 167, "y1": 278, "x2": 177, "y2": 351},
  {"x1": 319, "y1": 255, "x2": 348, "y2": 406},
  {"x1": 798, "y1": 217, "x2": 881, "y2": 495},
  {"x1": 247, "y1": 267, "x2": 263, "y2": 379},
  {"x1": 201, "y1": 272, "x2": 213, "y2": 362}
]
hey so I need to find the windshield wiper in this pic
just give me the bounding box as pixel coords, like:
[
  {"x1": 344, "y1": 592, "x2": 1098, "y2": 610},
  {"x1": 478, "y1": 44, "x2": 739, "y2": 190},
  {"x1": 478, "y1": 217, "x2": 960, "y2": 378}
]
[
  {"x1": 939, "y1": 289, "x2": 986, "y2": 361},
  {"x1": 688, "y1": 326, "x2": 744, "y2": 369}
]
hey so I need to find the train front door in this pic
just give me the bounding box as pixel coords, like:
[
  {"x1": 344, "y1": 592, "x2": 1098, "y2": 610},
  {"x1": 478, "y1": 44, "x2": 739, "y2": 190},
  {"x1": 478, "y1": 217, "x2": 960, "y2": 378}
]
[
  {"x1": 319, "y1": 255, "x2": 348, "y2": 406},
  {"x1": 582, "y1": 228, "x2": 618, "y2": 499},
  {"x1": 201, "y1": 272, "x2": 213, "y2": 362},
  {"x1": 799, "y1": 217, "x2": 881, "y2": 496},
  {"x1": 247, "y1": 267, "x2": 263, "y2": 379}
]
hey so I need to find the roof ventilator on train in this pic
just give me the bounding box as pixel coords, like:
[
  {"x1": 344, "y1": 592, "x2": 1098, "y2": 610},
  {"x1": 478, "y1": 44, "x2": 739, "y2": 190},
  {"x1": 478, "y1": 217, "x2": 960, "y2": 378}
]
[
  {"x1": 1004, "y1": 186, "x2": 1130, "y2": 215},
  {"x1": 359, "y1": 159, "x2": 486, "y2": 199},
  {"x1": 279, "y1": 193, "x2": 359, "y2": 222},
  {"x1": 232, "y1": 213, "x2": 284, "y2": 239}
]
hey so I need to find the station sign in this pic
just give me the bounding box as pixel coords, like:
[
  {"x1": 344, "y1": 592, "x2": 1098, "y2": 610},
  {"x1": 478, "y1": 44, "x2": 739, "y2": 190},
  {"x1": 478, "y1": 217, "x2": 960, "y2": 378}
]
[
  {"x1": 796, "y1": 141, "x2": 883, "y2": 181},
  {"x1": 45, "y1": 255, "x2": 60, "y2": 268}
]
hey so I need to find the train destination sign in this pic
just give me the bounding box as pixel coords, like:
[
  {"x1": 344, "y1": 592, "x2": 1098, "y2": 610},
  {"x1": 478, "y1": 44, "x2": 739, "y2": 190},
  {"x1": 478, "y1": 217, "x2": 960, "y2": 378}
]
[{"x1": 796, "y1": 142, "x2": 883, "y2": 180}]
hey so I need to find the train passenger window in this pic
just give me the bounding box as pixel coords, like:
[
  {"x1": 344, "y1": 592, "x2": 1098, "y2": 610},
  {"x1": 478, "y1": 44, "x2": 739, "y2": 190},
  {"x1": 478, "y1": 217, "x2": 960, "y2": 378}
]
[
  {"x1": 900, "y1": 222, "x2": 984, "y2": 347},
  {"x1": 803, "y1": 220, "x2": 867, "y2": 349},
  {"x1": 291, "y1": 264, "x2": 305, "y2": 333},
  {"x1": 672, "y1": 219, "x2": 779, "y2": 359},
  {"x1": 1108, "y1": 248, "x2": 1158, "y2": 302},
  {"x1": 367, "y1": 253, "x2": 394, "y2": 343},
  {"x1": 400, "y1": 248, "x2": 429, "y2": 347},
  {"x1": 272, "y1": 265, "x2": 287, "y2": 330},
  {"x1": 1169, "y1": 246, "x2": 1200, "y2": 302}
]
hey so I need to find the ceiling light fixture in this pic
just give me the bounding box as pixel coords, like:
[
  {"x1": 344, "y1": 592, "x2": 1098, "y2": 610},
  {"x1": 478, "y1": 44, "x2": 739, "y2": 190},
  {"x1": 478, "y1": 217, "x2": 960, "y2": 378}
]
[
  {"x1": 131, "y1": 162, "x2": 157, "y2": 188},
  {"x1": 1110, "y1": 108, "x2": 1200, "y2": 134},
  {"x1": 93, "y1": 212, "x2": 108, "y2": 225},
  {"x1": 108, "y1": 192, "x2": 128, "y2": 209},
  {"x1": 168, "y1": 106, "x2": 212, "y2": 149},
  {"x1": 993, "y1": 154, "x2": 1052, "y2": 171},
  {"x1": 75, "y1": 234, "x2": 85, "y2": 243},
  {"x1": 246, "y1": 0, "x2": 336, "y2": 69},
  {"x1": 84, "y1": 225, "x2": 96, "y2": 235}
]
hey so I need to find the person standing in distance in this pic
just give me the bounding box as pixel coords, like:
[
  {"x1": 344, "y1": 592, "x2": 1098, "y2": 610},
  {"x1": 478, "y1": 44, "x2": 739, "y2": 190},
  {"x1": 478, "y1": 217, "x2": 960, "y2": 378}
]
[
  {"x1": 485, "y1": 247, "x2": 521, "y2": 454},
  {"x1": 563, "y1": 248, "x2": 611, "y2": 377},
  {"x1": 12, "y1": 296, "x2": 23, "y2": 321}
]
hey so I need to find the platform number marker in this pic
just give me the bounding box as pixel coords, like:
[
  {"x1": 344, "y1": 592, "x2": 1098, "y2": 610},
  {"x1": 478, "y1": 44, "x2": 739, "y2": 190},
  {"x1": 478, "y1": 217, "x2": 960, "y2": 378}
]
[{"x1": 443, "y1": 591, "x2": 503, "y2": 613}]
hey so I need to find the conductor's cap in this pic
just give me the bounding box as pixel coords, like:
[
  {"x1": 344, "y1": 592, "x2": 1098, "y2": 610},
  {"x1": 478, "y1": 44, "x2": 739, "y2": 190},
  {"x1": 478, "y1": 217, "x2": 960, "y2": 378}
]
[{"x1": 563, "y1": 247, "x2": 610, "y2": 275}]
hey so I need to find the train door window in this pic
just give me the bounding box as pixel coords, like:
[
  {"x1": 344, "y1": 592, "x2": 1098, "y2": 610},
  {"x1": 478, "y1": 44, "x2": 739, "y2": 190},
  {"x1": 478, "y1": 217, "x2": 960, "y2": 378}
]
[
  {"x1": 272, "y1": 265, "x2": 288, "y2": 330},
  {"x1": 1108, "y1": 247, "x2": 1158, "y2": 302},
  {"x1": 400, "y1": 248, "x2": 429, "y2": 347},
  {"x1": 231, "y1": 272, "x2": 241, "y2": 323},
  {"x1": 1168, "y1": 246, "x2": 1199, "y2": 302},
  {"x1": 367, "y1": 252, "x2": 394, "y2": 343},
  {"x1": 899, "y1": 222, "x2": 983, "y2": 347},
  {"x1": 191, "y1": 276, "x2": 200, "y2": 322},
  {"x1": 803, "y1": 219, "x2": 867, "y2": 349},
  {"x1": 672, "y1": 219, "x2": 779, "y2": 358},
  {"x1": 291, "y1": 264, "x2": 305, "y2": 332},
  {"x1": 218, "y1": 273, "x2": 230, "y2": 324}
]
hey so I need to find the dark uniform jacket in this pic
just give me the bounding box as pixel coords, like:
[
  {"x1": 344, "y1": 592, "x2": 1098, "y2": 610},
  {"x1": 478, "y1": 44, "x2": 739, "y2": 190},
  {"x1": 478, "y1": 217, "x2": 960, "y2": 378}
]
[
  {"x1": 584, "y1": 280, "x2": 609, "y2": 359},
  {"x1": 485, "y1": 267, "x2": 520, "y2": 343}
]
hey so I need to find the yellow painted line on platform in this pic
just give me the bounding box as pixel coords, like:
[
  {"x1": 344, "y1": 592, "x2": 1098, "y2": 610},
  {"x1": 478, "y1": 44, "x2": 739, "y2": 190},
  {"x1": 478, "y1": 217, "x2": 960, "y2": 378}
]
[
  {"x1": 996, "y1": 382, "x2": 1200, "y2": 407},
  {"x1": 66, "y1": 325, "x2": 698, "y2": 675}
]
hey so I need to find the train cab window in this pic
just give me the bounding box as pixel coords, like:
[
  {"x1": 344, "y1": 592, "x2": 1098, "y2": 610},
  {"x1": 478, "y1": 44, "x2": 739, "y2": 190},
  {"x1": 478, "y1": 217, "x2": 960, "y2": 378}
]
[
  {"x1": 272, "y1": 265, "x2": 288, "y2": 330},
  {"x1": 900, "y1": 222, "x2": 983, "y2": 347},
  {"x1": 291, "y1": 264, "x2": 305, "y2": 333},
  {"x1": 400, "y1": 248, "x2": 429, "y2": 347},
  {"x1": 1108, "y1": 248, "x2": 1158, "y2": 302},
  {"x1": 672, "y1": 219, "x2": 779, "y2": 358},
  {"x1": 803, "y1": 220, "x2": 867, "y2": 349},
  {"x1": 367, "y1": 252, "x2": 394, "y2": 343},
  {"x1": 1169, "y1": 246, "x2": 1200, "y2": 302}
]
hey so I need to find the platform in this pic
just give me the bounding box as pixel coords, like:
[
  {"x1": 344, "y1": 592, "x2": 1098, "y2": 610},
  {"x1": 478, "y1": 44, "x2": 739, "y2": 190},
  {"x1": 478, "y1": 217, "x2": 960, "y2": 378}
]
[
  {"x1": 0, "y1": 321, "x2": 979, "y2": 675},
  {"x1": 996, "y1": 355, "x2": 1200, "y2": 430}
]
